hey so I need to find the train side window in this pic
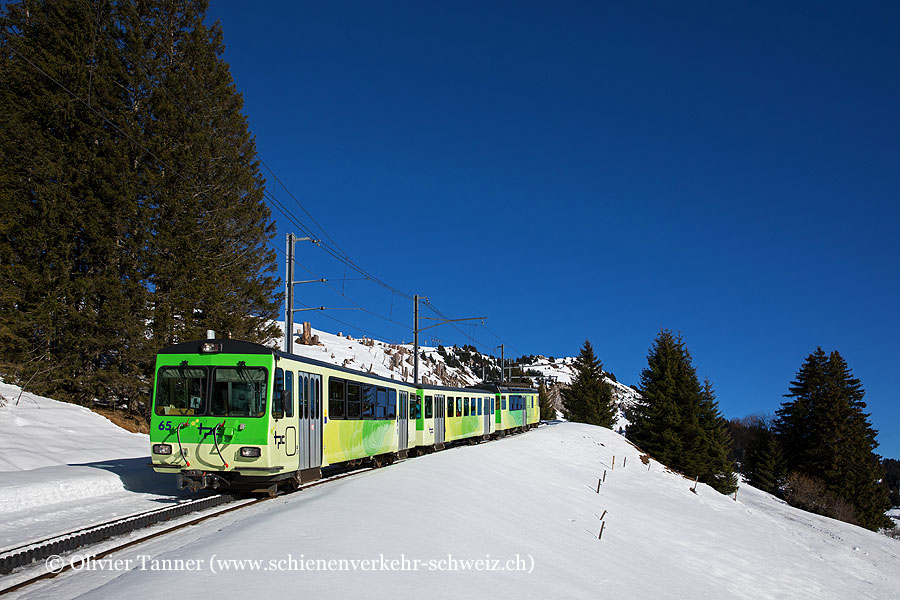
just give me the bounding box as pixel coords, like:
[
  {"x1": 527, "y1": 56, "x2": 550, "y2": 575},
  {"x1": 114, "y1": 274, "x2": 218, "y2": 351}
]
[
  {"x1": 273, "y1": 368, "x2": 284, "y2": 416},
  {"x1": 502, "y1": 396, "x2": 507, "y2": 410},
  {"x1": 424, "y1": 395, "x2": 433, "y2": 419},
  {"x1": 329, "y1": 377, "x2": 345, "y2": 420},
  {"x1": 284, "y1": 371, "x2": 294, "y2": 418},
  {"x1": 456, "y1": 398, "x2": 462, "y2": 418},
  {"x1": 347, "y1": 382, "x2": 361, "y2": 419},
  {"x1": 315, "y1": 378, "x2": 321, "y2": 419},
  {"x1": 463, "y1": 397, "x2": 469, "y2": 417},
  {"x1": 477, "y1": 397, "x2": 482, "y2": 416},
  {"x1": 413, "y1": 396, "x2": 422, "y2": 420},
  {"x1": 362, "y1": 384, "x2": 376, "y2": 419},
  {"x1": 388, "y1": 389, "x2": 397, "y2": 420},
  {"x1": 447, "y1": 397, "x2": 453, "y2": 418},
  {"x1": 375, "y1": 387, "x2": 387, "y2": 419},
  {"x1": 297, "y1": 375, "x2": 305, "y2": 418}
]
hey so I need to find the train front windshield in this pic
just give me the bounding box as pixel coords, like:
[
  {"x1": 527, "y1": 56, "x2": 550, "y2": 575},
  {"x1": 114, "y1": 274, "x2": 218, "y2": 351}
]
[
  {"x1": 210, "y1": 367, "x2": 267, "y2": 417},
  {"x1": 154, "y1": 367, "x2": 207, "y2": 416},
  {"x1": 154, "y1": 366, "x2": 268, "y2": 417}
]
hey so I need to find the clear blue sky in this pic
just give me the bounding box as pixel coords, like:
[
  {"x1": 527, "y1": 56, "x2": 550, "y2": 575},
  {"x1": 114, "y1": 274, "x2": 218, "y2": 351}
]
[{"x1": 207, "y1": 1, "x2": 900, "y2": 459}]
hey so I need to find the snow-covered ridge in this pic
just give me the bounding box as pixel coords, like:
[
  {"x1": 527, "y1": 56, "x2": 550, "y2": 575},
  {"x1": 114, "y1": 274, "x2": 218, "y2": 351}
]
[{"x1": 277, "y1": 323, "x2": 642, "y2": 428}]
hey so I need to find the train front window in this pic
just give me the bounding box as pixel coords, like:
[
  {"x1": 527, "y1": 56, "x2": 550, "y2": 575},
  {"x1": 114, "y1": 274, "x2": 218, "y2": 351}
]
[
  {"x1": 211, "y1": 367, "x2": 267, "y2": 417},
  {"x1": 154, "y1": 367, "x2": 207, "y2": 416}
]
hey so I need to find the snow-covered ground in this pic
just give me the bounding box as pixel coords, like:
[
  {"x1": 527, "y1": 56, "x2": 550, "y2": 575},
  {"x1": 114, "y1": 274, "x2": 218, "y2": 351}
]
[
  {"x1": 0, "y1": 382, "x2": 193, "y2": 552},
  {"x1": 2, "y1": 374, "x2": 899, "y2": 598}
]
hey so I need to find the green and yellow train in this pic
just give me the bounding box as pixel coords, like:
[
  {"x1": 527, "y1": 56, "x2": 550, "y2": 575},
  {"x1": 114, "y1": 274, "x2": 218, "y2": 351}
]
[{"x1": 149, "y1": 339, "x2": 539, "y2": 492}]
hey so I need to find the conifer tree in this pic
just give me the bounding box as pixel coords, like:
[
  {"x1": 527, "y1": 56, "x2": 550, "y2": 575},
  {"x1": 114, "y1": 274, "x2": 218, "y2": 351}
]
[
  {"x1": 561, "y1": 340, "x2": 615, "y2": 428},
  {"x1": 0, "y1": 0, "x2": 151, "y2": 407},
  {"x1": 628, "y1": 329, "x2": 736, "y2": 494},
  {"x1": 745, "y1": 429, "x2": 786, "y2": 495},
  {"x1": 538, "y1": 382, "x2": 556, "y2": 421},
  {"x1": 775, "y1": 348, "x2": 890, "y2": 530},
  {"x1": 129, "y1": 0, "x2": 280, "y2": 346},
  {"x1": 0, "y1": 0, "x2": 280, "y2": 417}
]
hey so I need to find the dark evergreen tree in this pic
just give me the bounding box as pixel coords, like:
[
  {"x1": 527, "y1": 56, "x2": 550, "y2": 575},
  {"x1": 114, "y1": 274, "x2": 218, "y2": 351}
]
[
  {"x1": 882, "y1": 458, "x2": 900, "y2": 507},
  {"x1": 132, "y1": 0, "x2": 280, "y2": 346},
  {"x1": 538, "y1": 382, "x2": 556, "y2": 421},
  {"x1": 0, "y1": 0, "x2": 280, "y2": 418},
  {"x1": 0, "y1": 0, "x2": 151, "y2": 408},
  {"x1": 627, "y1": 329, "x2": 737, "y2": 494},
  {"x1": 695, "y1": 379, "x2": 739, "y2": 493},
  {"x1": 561, "y1": 340, "x2": 615, "y2": 428},
  {"x1": 775, "y1": 348, "x2": 891, "y2": 530},
  {"x1": 745, "y1": 429, "x2": 786, "y2": 495}
]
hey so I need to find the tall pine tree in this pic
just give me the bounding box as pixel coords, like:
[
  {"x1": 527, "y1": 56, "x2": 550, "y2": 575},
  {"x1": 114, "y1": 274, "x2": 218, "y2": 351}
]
[
  {"x1": 744, "y1": 427, "x2": 786, "y2": 495},
  {"x1": 0, "y1": 0, "x2": 151, "y2": 407},
  {"x1": 129, "y1": 0, "x2": 281, "y2": 346},
  {"x1": 775, "y1": 348, "x2": 890, "y2": 530},
  {"x1": 561, "y1": 340, "x2": 615, "y2": 428},
  {"x1": 627, "y1": 329, "x2": 736, "y2": 494},
  {"x1": 0, "y1": 0, "x2": 280, "y2": 416}
]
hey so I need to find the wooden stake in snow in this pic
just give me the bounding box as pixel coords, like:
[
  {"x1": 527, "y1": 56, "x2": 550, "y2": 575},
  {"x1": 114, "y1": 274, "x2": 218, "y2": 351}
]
[
  {"x1": 623, "y1": 456, "x2": 627, "y2": 468},
  {"x1": 734, "y1": 488, "x2": 739, "y2": 502},
  {"x1": 603, "y1": 469, "x2": 607, "y2": 482},
  {"x1": 690, "y1": 476, "x2": 698, "y2": 494},
  {"x1": 600, "y1": 510, "x2": 607, "y2": 520},
  {"x1": 596, "y1": 478, "x2": 601, "y2": 493},
  {"x1": 612, "y1": 455, "x2": 615, "y2": 470},
  {"x1": 598, "y1": 521, "x2": 606, "y2": 540}
]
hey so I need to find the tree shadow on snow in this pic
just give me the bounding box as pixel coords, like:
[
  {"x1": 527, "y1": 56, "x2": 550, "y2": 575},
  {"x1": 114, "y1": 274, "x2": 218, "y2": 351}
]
[{"x1": 68, "y1": 458, "x2": 199, "y2": 501}]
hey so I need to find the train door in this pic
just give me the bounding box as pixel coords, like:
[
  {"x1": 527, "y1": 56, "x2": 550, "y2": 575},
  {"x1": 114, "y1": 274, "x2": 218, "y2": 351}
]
[
  {"x1": 274, "y1": 368, "x2": 299, "y2": 470},
  {"x1": 399, "y1": 391, "x2": 409, "y2": 451},
  {"x1": 312, "y1": 375, "x2": 323, "y2": 467},
  {"x1": 483, "y1": 395, "x2": 490, "y2": 436},
  {"x1": 298, "y1": 371, "x2": 323, "y2": 470},
  {"x1": 434, "y1": 393, "x2": 445, "y2": 444},
  {"x1": 285, "y1": 371, "x2": 297, "y2": 457},
  {"x1": 523, "y1": 394, "x2": 527, "y2": 430}
]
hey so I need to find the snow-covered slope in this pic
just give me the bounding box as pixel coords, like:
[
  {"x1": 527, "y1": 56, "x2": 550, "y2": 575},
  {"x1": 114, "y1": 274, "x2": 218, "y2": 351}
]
[
  {"x1": 0, "y1": 381, "x2": 148, "y2": 472},
  {"x1": 0, "y1": 381, "x2": 190, "y2": 552},
  {"x1": 12, "y1": 422, "x2": 899, "y2": 600}
]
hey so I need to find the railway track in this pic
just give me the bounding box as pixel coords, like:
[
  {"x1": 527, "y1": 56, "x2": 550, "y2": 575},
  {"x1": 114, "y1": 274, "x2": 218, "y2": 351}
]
[{"x1": 0, "y1": 465, "x2": 375, "y2": 596}]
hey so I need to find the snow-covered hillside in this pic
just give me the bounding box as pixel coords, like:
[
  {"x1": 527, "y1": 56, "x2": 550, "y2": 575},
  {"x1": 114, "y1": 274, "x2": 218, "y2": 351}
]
[
  {"x1": 4, "y1": 413, "x2": 898, "y2": 598},
  {"x1": 278, "y1": 325, "x2": 480, "y2": 387},
  {"x1": 278, "y1": 323, "x2": 642, "y2": 428},
  {"x1": 0, "y1": 381, "x2": 191, "y2": 554}
]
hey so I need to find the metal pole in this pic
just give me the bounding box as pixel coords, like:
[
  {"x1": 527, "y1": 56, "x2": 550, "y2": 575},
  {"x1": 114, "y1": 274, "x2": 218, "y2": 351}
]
[
  {"x1": 500, "y1": 344, "x2": 505, "y2": 384},
  {"x1": 414, "y1": 294, "x2": 419, "y2": 385},
  {"x1": 285, "y1": 233, "x2": 295, "y2": 354}
]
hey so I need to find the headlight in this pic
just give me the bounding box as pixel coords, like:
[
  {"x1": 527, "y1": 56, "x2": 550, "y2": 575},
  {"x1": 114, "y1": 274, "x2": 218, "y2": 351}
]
[
  {"x1": 199, "y1": 342, "x2": 222, "y2": 353},
  {"x1": 239, "y1": 447, "x2": 261, "y2": 458},
  {"x1": 153, "y1": 443, "x2": 172, "y2": 455}
]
